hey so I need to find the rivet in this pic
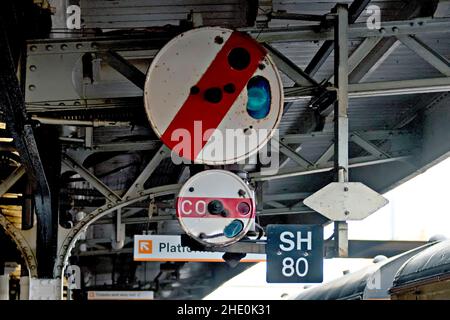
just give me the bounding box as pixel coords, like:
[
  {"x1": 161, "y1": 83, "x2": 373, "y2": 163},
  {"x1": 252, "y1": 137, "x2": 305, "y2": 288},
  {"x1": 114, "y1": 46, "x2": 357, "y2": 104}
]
[
  {"x1": 76, "y1": 43, "x2": 83, "y2": 49},
  {"x1": 29, "y1": 65, "x2": 37, "y2": 71},
  {"x1": 29, "y1": 85, "x2": 36, "y2": 91},
  {"x1": 30, "y1": 45, "x2": 37, "y2": 52},
  {"x1": 61, "y1": 44, "x2": 68, "y2": 50},
  {"x1": 46, "y1": 45, "x2": 53, "y2": 51}
]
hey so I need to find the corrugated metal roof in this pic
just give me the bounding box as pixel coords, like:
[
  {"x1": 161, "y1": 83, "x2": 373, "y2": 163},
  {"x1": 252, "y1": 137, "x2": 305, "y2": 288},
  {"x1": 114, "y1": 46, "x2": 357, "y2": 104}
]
[
  {"x1": 80, "y1": 0, "x2": 251, "y2": 29},
  {"x1": 270, "y1": 0, "x2": 411, "y2": 27}
]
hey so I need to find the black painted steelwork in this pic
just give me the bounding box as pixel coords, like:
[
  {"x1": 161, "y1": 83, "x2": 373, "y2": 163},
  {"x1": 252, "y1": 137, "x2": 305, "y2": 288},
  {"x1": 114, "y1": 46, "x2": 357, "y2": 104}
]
[{"x1": 0, "y1": 0, "x2": 57, "y2": 278}]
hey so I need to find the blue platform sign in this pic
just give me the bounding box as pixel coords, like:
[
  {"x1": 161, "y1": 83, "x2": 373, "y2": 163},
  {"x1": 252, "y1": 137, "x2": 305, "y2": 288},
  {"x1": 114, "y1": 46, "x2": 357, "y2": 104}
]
[{"x1": 266, "y1": 224, "x2": 323, "y2": 283}]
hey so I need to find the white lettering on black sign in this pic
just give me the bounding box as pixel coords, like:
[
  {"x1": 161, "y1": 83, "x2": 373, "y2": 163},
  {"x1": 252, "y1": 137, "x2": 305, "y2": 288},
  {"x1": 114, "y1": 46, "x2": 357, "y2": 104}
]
[{"x1": 279, "y1": 231, "x2": 312, "y2": 278}]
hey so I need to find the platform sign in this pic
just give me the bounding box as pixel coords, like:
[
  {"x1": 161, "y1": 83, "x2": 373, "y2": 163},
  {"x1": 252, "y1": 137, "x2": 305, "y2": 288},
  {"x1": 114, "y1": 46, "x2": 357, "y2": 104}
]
[
  {"x1": 266, "y1": 225, "x2": 323, "y2": 283},
  {"x1": 87, "y1": 291, "x2": 154, "y2": 300},
  {"x1": 134, "y1": 235, "x2": 265, "y2": 263}
]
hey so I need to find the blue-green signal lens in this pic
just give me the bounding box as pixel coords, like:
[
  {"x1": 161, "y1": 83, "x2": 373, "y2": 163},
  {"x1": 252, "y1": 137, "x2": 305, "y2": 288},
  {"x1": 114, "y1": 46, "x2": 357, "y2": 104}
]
[
  {"x1": 223, "y1": 219, "x2": 244, "y2": 238},
  {"x1": 246, "y1": 76, "x2": 271, "y2": 119}
]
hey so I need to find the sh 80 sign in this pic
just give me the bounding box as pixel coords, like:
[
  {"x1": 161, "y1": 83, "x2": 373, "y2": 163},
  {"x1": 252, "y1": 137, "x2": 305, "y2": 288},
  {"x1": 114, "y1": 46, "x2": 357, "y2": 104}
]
[{"x1": 266, "y1": 225, "x2": 323, "y2": 283}]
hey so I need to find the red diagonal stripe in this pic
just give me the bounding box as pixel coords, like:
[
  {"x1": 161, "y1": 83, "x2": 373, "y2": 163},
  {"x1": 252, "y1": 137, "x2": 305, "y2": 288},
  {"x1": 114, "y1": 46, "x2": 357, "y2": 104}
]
[
  {"x1": 176, "y1": 197, "x2": 255, "y2": 219},
  {"x1": 160, "y1": 31, "x2": 267, "y2": 161}
]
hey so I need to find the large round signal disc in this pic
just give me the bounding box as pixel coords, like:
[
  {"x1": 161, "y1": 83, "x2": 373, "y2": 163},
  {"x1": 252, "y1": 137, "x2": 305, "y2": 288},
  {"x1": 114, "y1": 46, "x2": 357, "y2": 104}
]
[
  {"x1": 176, "y1": 170, "x2": 256, "y2": 247},
  {"x1": 144, "y1": 27, "x2": 284, "y2": 165}
]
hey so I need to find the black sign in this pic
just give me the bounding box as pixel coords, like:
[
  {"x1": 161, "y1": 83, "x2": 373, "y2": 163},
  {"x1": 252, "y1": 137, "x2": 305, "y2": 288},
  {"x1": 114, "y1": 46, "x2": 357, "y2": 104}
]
[{"x1": 266, "y1": 224, "x2": 323, "y2": 283}]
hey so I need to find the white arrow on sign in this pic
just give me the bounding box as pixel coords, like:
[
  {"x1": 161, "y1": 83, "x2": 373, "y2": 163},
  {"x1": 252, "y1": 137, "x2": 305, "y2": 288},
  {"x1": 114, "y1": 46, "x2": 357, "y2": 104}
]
[
  {"x1": 303, "y1": 182, "x2": 388, "y2": 221},
  {"x1": 140, "y1": 242, "x2": 149, "y2": 251}
]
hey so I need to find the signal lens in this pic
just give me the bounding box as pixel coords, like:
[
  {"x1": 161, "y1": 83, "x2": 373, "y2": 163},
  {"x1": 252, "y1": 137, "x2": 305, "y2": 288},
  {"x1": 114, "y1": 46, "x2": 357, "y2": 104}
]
[
  {"x1": 237, "y1": 202, "x2": 251, "y2": 216},
  {"x1": 246, "y1": 76, "x2": 271, "y2": 119},
  {"x1": 224, "y1": 219, "x2": 244, "y2": 238}
]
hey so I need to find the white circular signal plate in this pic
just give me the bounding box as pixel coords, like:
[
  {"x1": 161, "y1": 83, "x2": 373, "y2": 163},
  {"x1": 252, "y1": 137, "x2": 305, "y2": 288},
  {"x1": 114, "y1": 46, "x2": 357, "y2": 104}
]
[
  {"x1": 144, "y1": 27, "x2": 283, "y2": 165},
  {"x1": 176, "y1": 170, "x2": 255, "y2": 247}
]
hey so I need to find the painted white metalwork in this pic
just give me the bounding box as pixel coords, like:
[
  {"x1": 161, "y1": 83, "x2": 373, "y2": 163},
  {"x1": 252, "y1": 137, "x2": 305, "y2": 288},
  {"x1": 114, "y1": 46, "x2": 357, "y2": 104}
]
[
  {"x1": 144, "y1": 27, "x2": 283, "y2": 164},
  {"x1": 303, "y1": 182, "x2": 388, "y2": 221},
  {"x1": 177, "y1": 170, "x2": 255, "y2": 247},
  {"x1": 53, "y1": 184, "x2": 181, "y2": 280}
]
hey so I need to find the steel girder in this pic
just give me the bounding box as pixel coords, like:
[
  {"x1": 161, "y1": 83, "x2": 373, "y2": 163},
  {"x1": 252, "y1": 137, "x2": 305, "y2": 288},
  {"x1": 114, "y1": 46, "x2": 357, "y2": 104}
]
[
  {"x1": 0, "y1": 4, "x2": 57, "y2": 278},
  {"x1": 53, "y1": 184, "x2": 181, "y2": 280}
]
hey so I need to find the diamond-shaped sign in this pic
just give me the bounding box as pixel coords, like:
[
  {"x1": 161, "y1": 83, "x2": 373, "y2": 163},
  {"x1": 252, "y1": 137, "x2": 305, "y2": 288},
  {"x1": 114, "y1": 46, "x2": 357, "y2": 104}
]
[{"x1": 303, "y1": 182, "x2": 388, "y2": 221}]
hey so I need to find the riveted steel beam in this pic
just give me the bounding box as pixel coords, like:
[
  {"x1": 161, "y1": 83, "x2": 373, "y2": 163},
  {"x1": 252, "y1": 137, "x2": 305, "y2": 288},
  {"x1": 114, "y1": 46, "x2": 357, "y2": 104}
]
[{"x1": 61, "y1": 153, "x2": 121, "y2": 202}]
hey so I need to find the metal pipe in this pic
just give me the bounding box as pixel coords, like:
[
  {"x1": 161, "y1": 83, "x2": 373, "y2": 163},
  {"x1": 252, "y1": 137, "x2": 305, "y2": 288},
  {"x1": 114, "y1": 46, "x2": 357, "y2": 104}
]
[
  {"x1": 285, "y1": 77, "x2": 450, "y2": 102},
  {"x1": 58, "y1": 137, "x2": 84, "y2": 143},
  {"x1": 32, "y1": 116, "x2": 131, "y2": 127}
]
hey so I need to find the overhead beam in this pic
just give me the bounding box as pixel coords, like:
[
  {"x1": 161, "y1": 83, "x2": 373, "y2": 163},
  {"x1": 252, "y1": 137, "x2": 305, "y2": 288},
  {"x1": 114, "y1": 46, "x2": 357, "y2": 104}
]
[
  {"x1": 347, "y1": 77, "x2": 450, "y2": 97},
  {"x1": 265, "y1": 201, "x2": 286, "y2": 209},
  {"x1": 328, "y1": 36, "x2": 382, "y2": 84},
  {"x1": 259, "y1": 206, "x2": 315, "y2": 216},
  {"x1": 304, "y1": 0, "x2": 371, "y2": 76},
  {"x1": 0, "y1": 166, "x2": 26, "y2": 197},
  {"x1": 315, "y1": 143, "x2": 334, "y2": 166},
  {"x1": 264, "y1": 192, "x2": 312, "y2": 202},
  {"x1": 281, "y1": 129, "x2": 414, "y2": 144},
  {"x1": 278, "y1": 140, "x2": 313, "y2": 168},
  {"x1": 100, "y1": 50, "x2": 146, "y2": 90},
  {"x1": 313, "y1": 36, "x2": 383, "y2": 118},
  {"x1": 305, "y1": 41, "x2": 334, "y2": 77},
  {"x1": 250, "y1": 155, "x2": 412, "y2": 181},
  {"x1": 285, "y1": 76, "x2": 450, "y2": 101},
  {"x1": 62, "y1": 153, "x2": 121, "y2": 202},
  {"x1": 244, "y1": 17, "x2": 450, "y2": 43},
  {"x1": 393, "y1": 92, "x2": 449, "y2": 129},
  {"x1": 263, "y1": 43, "x2": 319, "y2": 87},
  {"x1": 350, "y1": 133, "x2": 392, "y2": 158},
  {"x1": 348, "y1": 0, "x2": 431, "y2": 83},
  {"x1": 123, "y1": 145, "x2": 170, "y2": 199},
  {"x1": 279, "y1": 145, "x2": 302, "y2": 168},
  {"x1": 270, "y1": 12, "x2": 326, "y2": 22},
  {"x1": 87, "y1": 141, "x2": 159, "y2": 153},
  {"x1": 349, "y1": 37, "x2": 400, "y2": 83},
  {"x1": 397, "y1": 35, "x2": 450, "y2": 76}
]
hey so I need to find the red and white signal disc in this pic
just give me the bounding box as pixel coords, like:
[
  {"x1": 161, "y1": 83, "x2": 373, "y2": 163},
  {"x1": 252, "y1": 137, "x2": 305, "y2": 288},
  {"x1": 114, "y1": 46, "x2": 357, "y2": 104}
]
[
  {"x1": 144, "y1": 27, "x2": 283, "y2": 165},
  {"x1": 176, "y1": 170, "x2": 255, "y2": 247}
]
